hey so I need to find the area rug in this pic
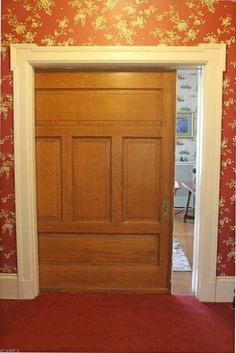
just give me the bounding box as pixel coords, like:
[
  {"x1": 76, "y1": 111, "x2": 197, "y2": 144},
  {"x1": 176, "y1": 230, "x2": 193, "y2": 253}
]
[{"x1": 172, "y1": 239, "x2": 191, "y2": 271}]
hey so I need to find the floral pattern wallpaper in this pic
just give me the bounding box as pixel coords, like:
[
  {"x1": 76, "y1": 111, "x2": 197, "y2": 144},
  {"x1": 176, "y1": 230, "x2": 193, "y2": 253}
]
[{"x1": 1, "y1": 0, "x2": 235, "y2": 276}]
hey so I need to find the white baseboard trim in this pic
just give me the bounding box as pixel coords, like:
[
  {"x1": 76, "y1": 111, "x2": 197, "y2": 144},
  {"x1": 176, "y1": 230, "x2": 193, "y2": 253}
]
[
  {"x1": 216, "y1": 276, "x2": 235, "y2": 302},
  {"x1": 0, "y1": 274, "x2": 18, "y2": 299},
  {"x1": 0, "y1": 273, "x2": 234, "y2": 301}
]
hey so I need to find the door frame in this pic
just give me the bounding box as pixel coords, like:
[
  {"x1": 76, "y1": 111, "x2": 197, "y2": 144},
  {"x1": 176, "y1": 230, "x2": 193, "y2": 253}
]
[{"x1": 10, "y1": 44, "x2": 226, "y2": 301}]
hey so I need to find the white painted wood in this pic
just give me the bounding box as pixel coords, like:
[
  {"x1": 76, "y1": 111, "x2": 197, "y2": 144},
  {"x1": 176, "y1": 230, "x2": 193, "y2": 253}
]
[
  {"x1": 0, "y1": 274, "x2": 18, "y2": 299},
  {"x1": 10, "y1": 44, "x2": 226, "y2": 301},
  {"x1": 192, "y1": 59, "x2": 224, "y2": 302},
  {"x1": 12, "y1": 59, "x2": 39, "y2": 300},
  {"x1": 216, "y1": 277, "x2": 235, "y2": 302}
]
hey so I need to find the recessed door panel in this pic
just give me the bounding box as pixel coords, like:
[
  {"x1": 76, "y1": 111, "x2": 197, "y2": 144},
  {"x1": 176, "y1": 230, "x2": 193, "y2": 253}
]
[
  {"x1": 123, "y1": 138, "x2": 161, "y2": 222},
  {"x1": 73, "y1": 138, "x2": 111, "y2": 222},
  {"x1": 36, "y1": 137, "x2": 62, "y2": 222},
  {"x1": 36, "y1": 90, "x2": 162, "y2": 123},
  {"x1": 39, "y1": 233, "x2": 159, "y2": 266}
]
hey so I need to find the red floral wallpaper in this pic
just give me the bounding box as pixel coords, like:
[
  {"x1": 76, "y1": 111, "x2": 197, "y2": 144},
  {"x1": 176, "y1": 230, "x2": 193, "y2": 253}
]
[{"x1": 1, "y1": 0, "x2": 235, "y2": 276}]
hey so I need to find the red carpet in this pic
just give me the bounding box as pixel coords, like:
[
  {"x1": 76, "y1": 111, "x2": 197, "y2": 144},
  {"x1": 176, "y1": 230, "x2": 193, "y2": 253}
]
[{"x1": 0, "y1": 293, "x2": 234, "y2": 352}]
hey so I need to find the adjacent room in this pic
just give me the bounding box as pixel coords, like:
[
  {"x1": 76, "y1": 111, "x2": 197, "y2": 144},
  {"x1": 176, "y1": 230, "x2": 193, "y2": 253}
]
[{"x1": 172, "y1": 69, "x2": 199, "y2": 295}]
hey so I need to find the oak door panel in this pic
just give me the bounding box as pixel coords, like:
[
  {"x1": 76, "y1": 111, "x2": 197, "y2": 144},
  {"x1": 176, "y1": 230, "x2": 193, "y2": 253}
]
[
  {"x1": 73, "y1": 138, "x2": 111, "y2": 222},
  {"x1": 36, "y1": 137, "x2": 62, "y2": 222},
  {"x1": 35, "y1": 71, "x2": 167, "y2": 90},
  {"x1": 123, "y1": 138, "x2": 161, "y2": 222},
  {"x1": 36, "y1": 90, "x2": 162, "y2": 123},
  {"x1": 39, "y1": 264, "x2": 165, "y2": 293},
  {"x1": 39, "y1": 233, "x2": 159, "y2": 265},
  {"x1": 35, "y1": 71, "x2": 176, "y2": 293}
]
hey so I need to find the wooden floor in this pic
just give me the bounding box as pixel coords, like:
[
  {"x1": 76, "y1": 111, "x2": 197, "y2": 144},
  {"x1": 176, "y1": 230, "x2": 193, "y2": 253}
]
[{"x1": 171, "y1": 209, "x2": 194, "y2": 295}]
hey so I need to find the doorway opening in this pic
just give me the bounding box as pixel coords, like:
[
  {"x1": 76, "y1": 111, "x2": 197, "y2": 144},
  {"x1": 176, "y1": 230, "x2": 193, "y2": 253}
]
[
  {"x1": 171, "y1": 68, "x2": 201, "y2": 295},
  {"x1": 10, "y1": 44, "x2": 225, "y2": 300}
]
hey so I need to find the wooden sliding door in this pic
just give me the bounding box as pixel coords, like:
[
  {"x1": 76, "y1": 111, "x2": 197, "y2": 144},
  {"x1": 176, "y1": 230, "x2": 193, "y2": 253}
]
[{"x1": 35, "y1": 71, "x2": 176, "y2": 292}]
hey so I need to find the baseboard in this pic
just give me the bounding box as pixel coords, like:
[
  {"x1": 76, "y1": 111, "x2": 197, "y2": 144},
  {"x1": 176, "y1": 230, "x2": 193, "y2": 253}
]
[
  {"x1": 216, "y1": 276, "x2": 235, "y2": 302},
  {"x1": 0, "y1": 273, "x2": 234, "y2": 301},
  {"x1": 0, "y1": 274, "x2": 18, "y2": 299}
]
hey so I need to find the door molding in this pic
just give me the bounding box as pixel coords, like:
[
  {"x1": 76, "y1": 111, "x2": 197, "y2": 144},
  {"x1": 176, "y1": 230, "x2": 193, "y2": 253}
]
[{"x1": 10, "y1": 44, "x2": 226, "y2": 301}]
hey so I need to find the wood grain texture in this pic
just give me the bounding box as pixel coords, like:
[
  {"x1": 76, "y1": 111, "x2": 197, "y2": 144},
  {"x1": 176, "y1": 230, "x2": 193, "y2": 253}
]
[
  {"x1": 39, "y1": 264, "x2": 166, "y2": 293},
  {"x1": 36, "y1": 137, "x2": 62, "y2": 222},
  {"x1": 123, "y1": 138, "x2": 161, "y2": 221},
  {"x1": 111, "y1": 137, "x2": 122, "y2": 224},
  {"x1": 36, "y1": 90, "x2": 162, "y2": 123},
  {"x1": 61, "y1": 137, "x2": 73, "y2": 222},
  {"x1": 35, "y1": 71, "x2": 168, "y2": 89},
  {"x1": 35, "y1": 71, "x2": 176, "y2": 293},
  {"x1": 37, "y1": 221, "x2": 162, "y2": 233},
  {"x1": 171, "y1": 212, "x2": 194, "y2": 295},
  {"x1": 39, "y1": 234, "x2": 159, "y2": 265},
  {"x1": 73, "y1": 138, "x2": 111, "y2": 221},
  {"x1": 36, "y1": 125, "x2": 163, "y2": 137}
]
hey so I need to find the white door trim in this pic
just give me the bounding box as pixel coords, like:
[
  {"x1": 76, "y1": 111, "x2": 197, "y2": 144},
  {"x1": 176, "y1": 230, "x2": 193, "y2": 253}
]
[{"x1": 10, "y1": 44, "x2": 226, "y2": 301}]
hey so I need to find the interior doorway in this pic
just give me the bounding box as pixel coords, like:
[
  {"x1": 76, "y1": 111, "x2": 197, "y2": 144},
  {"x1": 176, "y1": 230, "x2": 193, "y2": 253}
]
[
  {"x1": 10, "y1": 44, "x2": 225, "y2": 300},
  {"x1": 171, "y1": 68, "x2": 201, "y2": 295}
]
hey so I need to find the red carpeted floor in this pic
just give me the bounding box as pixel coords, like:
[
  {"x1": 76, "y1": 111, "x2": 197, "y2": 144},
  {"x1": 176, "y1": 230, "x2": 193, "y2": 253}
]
[{"x1": 0, "y1": 293, "x2": 234, "y2": 353}]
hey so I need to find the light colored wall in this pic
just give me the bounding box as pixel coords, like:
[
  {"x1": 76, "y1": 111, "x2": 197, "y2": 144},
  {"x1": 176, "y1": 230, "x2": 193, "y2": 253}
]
[{"x1": 176, "y1": 69, "x2": 198, "y2": 163}]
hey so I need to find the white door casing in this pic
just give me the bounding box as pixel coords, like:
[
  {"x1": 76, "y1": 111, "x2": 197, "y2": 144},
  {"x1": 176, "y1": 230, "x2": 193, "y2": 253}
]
[{"x1": 10, "y1": 44, "x2": 226, "y2": 301}]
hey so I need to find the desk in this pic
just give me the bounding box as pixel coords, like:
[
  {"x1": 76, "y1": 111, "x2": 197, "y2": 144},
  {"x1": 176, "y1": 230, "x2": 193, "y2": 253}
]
[{"x1": 181, "y1": 181, "x2": 195, "y2": 223}]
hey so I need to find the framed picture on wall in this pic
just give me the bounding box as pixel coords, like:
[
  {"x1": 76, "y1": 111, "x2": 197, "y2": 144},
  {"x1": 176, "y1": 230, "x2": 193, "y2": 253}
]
[{"x1": 176, "y1": 111, "x2": 194, "y2": 138}]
